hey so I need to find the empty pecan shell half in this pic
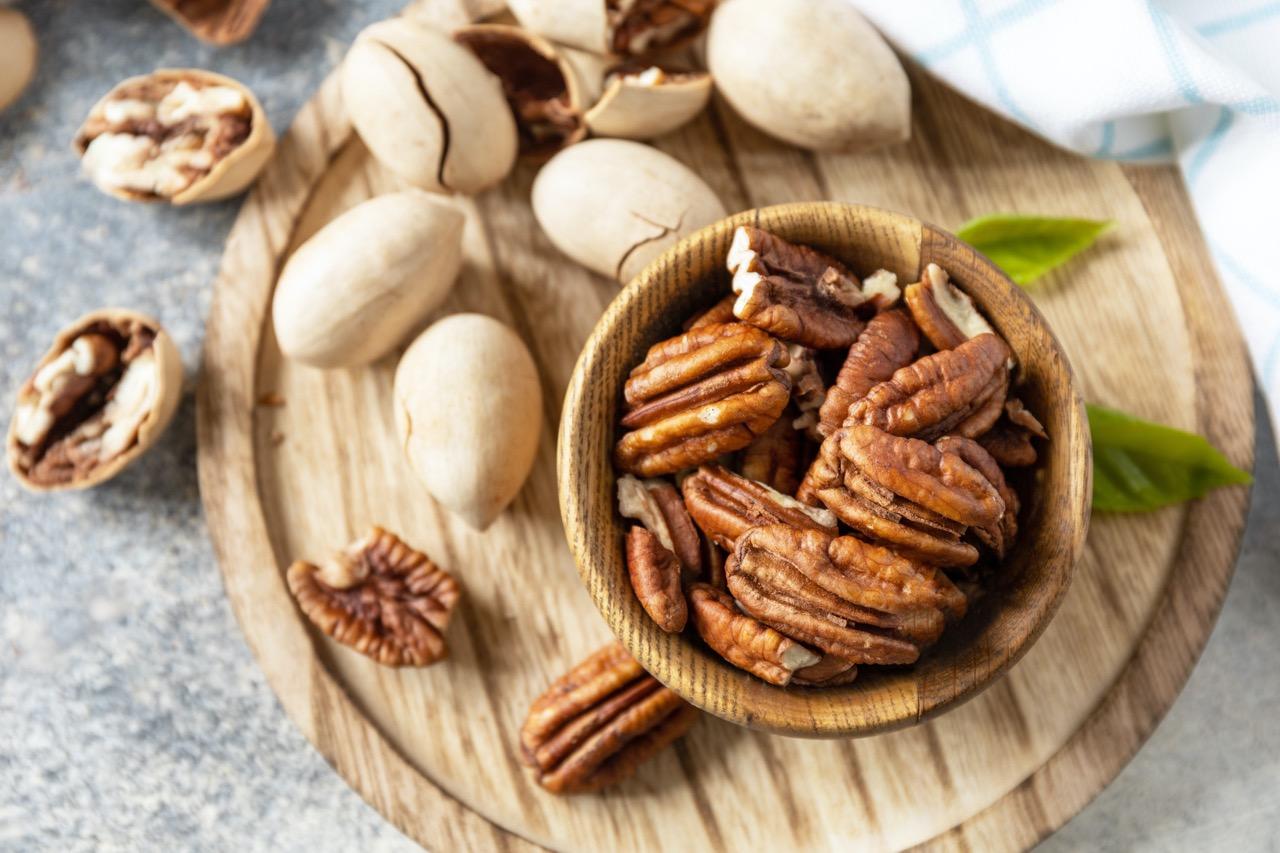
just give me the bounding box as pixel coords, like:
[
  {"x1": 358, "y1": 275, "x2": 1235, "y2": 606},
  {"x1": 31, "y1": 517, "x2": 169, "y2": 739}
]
[
  {"x1": 726, "y1": 225, "x2": 868, "y2": 349},
  {"x1": 850, "y1": 332, "x2": 1011, "y2": 441},
  {"x1": 816, "y1": 308, "x2": 920, "y2": 439},
  {"x1": 520, "y1": 642, "x2": 698, "y2": 794},
  {"x1": 626, "y1": 526, "x2": 687, "y2": 632},
  {"x1": 682, "y1": 464, "x2": 838, "y2": 551},
  {"x1": 616, "y1": 474, "x2": 702, "y2": 577},
  {"x1": 903, "y1": 263, "x2": 995, "y2": 351},
  {"x1": 688, "y1": 582, "x2": 819, "y2": 686},
  {"x1": 615, "y1": 322, "x2": 792, "y2": 476},
  {"x1": 287, "y1": 526, "x2": 461, "y2": 667}
]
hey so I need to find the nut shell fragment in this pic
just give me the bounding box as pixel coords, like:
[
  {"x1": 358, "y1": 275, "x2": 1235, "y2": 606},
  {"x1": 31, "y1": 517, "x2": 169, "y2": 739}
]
[
  {"x1": 520, "y1": 642, "x2": 698, "y2": 794},
  {"x1": 74, "y1": 69, "x2": 274, "y2": 205},
  {"x1": 532, "y1": 139, "x2": 726, "y2": 282},
  {"x1": 286, "y1": 526, "x2": 461, "y2": 667},
  {"x1": 8, "y1": 309, "x2": 183, "y2": 492},
  {"x1": 585, "y1": 65, "x2": 713, "y2": 140}
]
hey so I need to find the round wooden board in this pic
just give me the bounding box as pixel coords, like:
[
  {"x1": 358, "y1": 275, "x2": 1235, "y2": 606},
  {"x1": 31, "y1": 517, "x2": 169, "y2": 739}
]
[{"x1": 196, "y1": 6, "x2": 1255, "y2": 851}]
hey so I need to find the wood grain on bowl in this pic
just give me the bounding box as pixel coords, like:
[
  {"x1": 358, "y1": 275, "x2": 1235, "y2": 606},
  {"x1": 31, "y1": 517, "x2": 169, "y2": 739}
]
[{"x1": 197, "y1": 0, "x2": 1253, "y2": 845}]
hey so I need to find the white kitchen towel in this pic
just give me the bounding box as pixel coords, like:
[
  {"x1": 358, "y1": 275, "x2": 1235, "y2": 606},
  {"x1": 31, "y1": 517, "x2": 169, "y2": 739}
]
[{"x1": 852, "y1": 0, "x2": 1280, "y2": 440}]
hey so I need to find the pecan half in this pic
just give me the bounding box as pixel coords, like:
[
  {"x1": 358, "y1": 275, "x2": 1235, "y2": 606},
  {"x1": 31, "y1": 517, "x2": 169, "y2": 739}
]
[
  {"x1": 286, "y1": 526, "x2": 461, "y2": 667},
  {"x1": 817, "y1": 308, "x2": 920, "y2": 438},
  {"x1": 935, "y1": 436, "x2": 1019, "y2": 559},
  {"x1": 682, "y1": 464, "x2": 837, "y2": 550},
  {"x1": 805, "y1": 432, "x2": 980, "y2": 567},
  {"x1": 727, "y1": 225, "x2": 867, "y2": 349},
  {"x1": 684, "y1": 294, "x2": 737, "y2": 330},
  {"x1": 625, "y1": 527, "x2": 687, "y2": 632},
  {"x1": 702, "y1": 535, "x2": 728, "y2": 589},
  {"x1": 784, "y1": 344, "x2": 826, "y2": 439},
  {"x1": 520, "y1": 642, "x2": 698, "y2": 794},
  {"x1": 688, "y1": 583, "x2": 819, "y2": 686},
  {"x1": 903, "y1": 263, "x2": 995, "y2": 351},
  {"x1": 1006, "y1": 397, "x2": 1048, "y2": 439},
  {"x1": 617, "y1": 474, "x2": 702, "y2": 576},
  {"x1": 616, "y1": 322, "x2": 792, "y2": 476},
  {"x1": 791, "y1": 654, "x2": 859, "y2": 687},
  {"x1": 978, "y1": 423, "x2": 1037, "y2": 467},
  {"x1": 738, "y1": 414, "x2": 804, "y2": 495},
  {"x1": 728, "y1": 525, "x2": 924, "y2": 664},
  {"x1": 850, "y1": 332, "x2": 1011, "y2": 441}
]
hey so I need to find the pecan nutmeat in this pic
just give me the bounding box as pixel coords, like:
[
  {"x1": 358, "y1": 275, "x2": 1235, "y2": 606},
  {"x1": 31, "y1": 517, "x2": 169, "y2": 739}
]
[
  {"x1": 791, "y1": 654, "x2": 859, "y2": 687},
  {"x1": 626, "y1": 526, "x2": 687, "y2": 632},
  {"x1": 682, "y1": 464, "x2": 837, "y2": 550},
  {"x1": 286, "y1": 526, "x2": 461, "y2": 667},
  {"x1": 784, "y1": 344, "x2": 827, "y2": 439},
  {"x1": 520, "y1": 642, "x2": 698, "y2": 794},
  {"x1": 903, "y1": 263, "x2": 995, "y2": 351},
  {"x1": 738, "y1": 414, "x2": 804, "y2": 496},
  {"x1": 935, "y1": 435, "x2": 1019, "y2": 559},
  {"x1": 617, "y1": 474, "x2": 702, "y2": 577},
  {"x1": 688, "y1": 582, "x2": 819, "y2": 686},
  {"x1": 683, "y1": 294, "x2": 737, "y2": 330},
  {"x1": 615, "y1": 322, "x2": 792, "y2": 476},
  {"x1": 816, "y1": 308, "x2": 920, "y2": 438}
]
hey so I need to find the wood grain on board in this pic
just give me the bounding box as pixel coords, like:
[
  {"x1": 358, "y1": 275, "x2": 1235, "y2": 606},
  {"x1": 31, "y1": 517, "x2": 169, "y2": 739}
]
[{"x1": 196, "y1": 4, "x2": 1254, "y2": 849}]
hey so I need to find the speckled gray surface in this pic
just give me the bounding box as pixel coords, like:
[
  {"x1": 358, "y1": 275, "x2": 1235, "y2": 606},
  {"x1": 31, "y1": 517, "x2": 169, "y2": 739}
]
[{"x1": 1, "y1": 2, "x2": 1277, "y2": 851}]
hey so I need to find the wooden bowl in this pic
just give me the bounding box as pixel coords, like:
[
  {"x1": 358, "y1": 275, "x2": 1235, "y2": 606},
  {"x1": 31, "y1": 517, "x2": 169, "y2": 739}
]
[{"x1": 558, "y1": 202, "x2": 1091, "y2": 738}]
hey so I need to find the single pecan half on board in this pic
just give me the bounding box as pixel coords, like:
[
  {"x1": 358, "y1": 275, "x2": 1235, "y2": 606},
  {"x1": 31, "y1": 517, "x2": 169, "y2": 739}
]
[
  {"x1": 935, "y1": 435, "x2": 1020, "y2": 559},
  {"x1": 850, "y1": 332, "x2": 1011, "y2": 441},
  {"x1": 816, "y1": 308, "x2": 920, "y2": 439},
  {"x1": 738, "y1": 413, "x2": 805, "y2": 495},
  {"x1": 616, "y1": 474, "x2": 702, "y2": 577},
  {"x1": 903, "y1": 263, "x2": 995, "y2": 351},
  {"x1": 726, "y1": 225, "x2": 869, "y2": 349},
  {"x1": 805, "y1": 429, "x2": 982, "y2": 567},
  {"x1": 682, "y1": 464, "x2": 838, "y2": 551},
  {"x1": 688, "y1": 582, "x2": 819, "y2": 686},
  {"x1": 287, "y1": 526, "x2": 460, "y2": 667},
  {"x1": 625, "y1": 526, "x2": 687, "y2": 632},
  {"x1": 615, "y1": 322, "x2": 792, "y2": 476},
  {"x1": 520, "y1": 642, "x2": 698, "y2": 794},
  {"x1": 727, "y1": 525, "x2": 927, "y2": 664}
]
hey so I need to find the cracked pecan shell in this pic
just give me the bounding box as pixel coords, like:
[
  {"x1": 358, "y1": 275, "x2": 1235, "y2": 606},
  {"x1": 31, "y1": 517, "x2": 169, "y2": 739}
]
[
  {"x1": 617, "y1": 474, "x2": 702, "y2": 577},
  {"x1": 738, "y1": 413, "x2": 804, "y2": 496},
  {"x1": 688, "y1": 582, "x2": 819, "y2": 686},
  {"x1": 520, "y1": 642, "x2": 698, "y2": 794},
  {"x1": 903, "y1": 263, "x2": 995, "y2": 351},
  {"x1": 626, "y1": 526, "x2": 687, "y2": 632},
  {"x1": 727, "y1": 225, "x2": 868, "y2": 349},
  {"x1": 817, "y1": 308, "x2": 920, "y2": 438},
  {"x1": 935, "y1": 435, "x2": 1019, "y2": 559},
  {"x1": 682, "y1": 464, "x2": 837, "y2": 550},
  {"x1": 286, "y1": 526, "x2": 460, "y2": 667},
  {"x1": 850, "y1": 332, "x2": 1011, "y2": 440},
  {"x1": 615, "y1": 322, "x2": 792, "y2": 476}
]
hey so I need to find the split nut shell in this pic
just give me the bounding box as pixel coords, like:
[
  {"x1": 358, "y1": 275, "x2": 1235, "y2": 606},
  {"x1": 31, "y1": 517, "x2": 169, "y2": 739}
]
[{"x1": 7, "y1": 309, "x2": 183, "y2": 492}]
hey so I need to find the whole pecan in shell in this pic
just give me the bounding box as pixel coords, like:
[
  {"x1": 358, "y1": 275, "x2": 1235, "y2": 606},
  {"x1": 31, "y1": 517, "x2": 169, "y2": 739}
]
[
  {"x1": 286, "y1": 526, "x2": 460, "y2": 667},
  {"x1": 520, "y1": 642, "x2": 698, "y2": 794},
  {"x1": 935, "y1": 435, "x2": 1019, "y2": 559},
  {"x1": 850, "y1": 332, "x2": 1011, "y2": 440},
  {"x1": 727, "y1": 225, "x2": 868, "y2": 349},
  {"x1": 817, "y1": 308, "x2": 920, "y2": 438},
  {"x1": 615, "y1": 322, "x2": 791, "y2": 476},
  {"x1": 903, "y1": 263, "x2": 995, "y2": 351},
  {"x1": 625, "y1": 526, "x2": 687, "y2": 632},
  {"x1": 682, "y1": 464, "x2": 837, "y2": 550},
  {"x1": 688, "y1": 582, "x2": 819, "y2": 686}
]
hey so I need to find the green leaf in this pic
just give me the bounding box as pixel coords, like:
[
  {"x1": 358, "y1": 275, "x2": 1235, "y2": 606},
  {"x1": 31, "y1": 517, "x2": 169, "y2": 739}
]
[
  {"x1": 956, "y1": 214, "x2": 1112, "y2": 285},
  {"x1": 1088, "y1": 404, "x2": 1251, "y2": 512}
]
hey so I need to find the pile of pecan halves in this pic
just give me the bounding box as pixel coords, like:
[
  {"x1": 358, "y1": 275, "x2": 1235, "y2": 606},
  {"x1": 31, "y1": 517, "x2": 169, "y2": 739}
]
[{"x1": 613, "y1": 225, "x2": 1048, "y2": 688}]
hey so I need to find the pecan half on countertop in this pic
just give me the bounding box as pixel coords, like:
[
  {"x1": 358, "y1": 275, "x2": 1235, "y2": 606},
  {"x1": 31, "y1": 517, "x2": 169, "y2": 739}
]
[
  {"x1": 682, "y1": 464, "x2": 838, "y2": 551},
  {"x1": 287, "y1": 526, "x2": 461, "y2": 667},
  {"x1": 520, "y1": 642, "x2": 698, "y2": 794},
  {"x1": 615, "y1": 322, "x2": 792, "y2": 476}
]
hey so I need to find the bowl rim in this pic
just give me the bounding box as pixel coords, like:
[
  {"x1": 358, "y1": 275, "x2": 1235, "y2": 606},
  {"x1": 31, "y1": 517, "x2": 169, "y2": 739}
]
[{"x1": 558, "y1": 201, "x2": 1091, "y2": 738}]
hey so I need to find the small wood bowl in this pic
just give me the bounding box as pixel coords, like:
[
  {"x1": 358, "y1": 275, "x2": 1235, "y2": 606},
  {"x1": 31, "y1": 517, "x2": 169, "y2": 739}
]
[{"x1": 558, "y1": 202, "x2": 1091, "y2": 738}]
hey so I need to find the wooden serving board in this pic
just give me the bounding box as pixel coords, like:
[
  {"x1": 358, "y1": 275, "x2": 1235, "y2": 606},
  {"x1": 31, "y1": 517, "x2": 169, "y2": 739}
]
[{"x1": 196, "y1": 4, "x2": 1255, "y2": 850}]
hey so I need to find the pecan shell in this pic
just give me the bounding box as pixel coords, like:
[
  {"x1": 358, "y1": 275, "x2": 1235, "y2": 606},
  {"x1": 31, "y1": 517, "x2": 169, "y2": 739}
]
[
  {"x1": 615, "y1": 322, "x2": 792, "y2": 476},
  {"x1": 903, "y1": 263, "x2": 995, "y2": 351},
  {"x1": 626, "y1": 526, "x2": 687, "y2": 632},
  {"x1": 688, "y1": 582, "x2": 819, "y2": 686},
  {"x1": 850, "y1": 332, "x2": 1011, "y2": 440},
  {"x1": 520, "y1": 642, "x2": 698, "y2": 794},
  {"x1": 286, "y1": 526, "x2": 461, "y2": 667},
  {"x1": 682, "y1": 464, "x2": 837, "y2": 551},
  {"x1": 816, "y1": 308, "x2": 920, "y2": 438},
  {"x1": 727, "y1": 225, "x2": 868, "y2": 349}
]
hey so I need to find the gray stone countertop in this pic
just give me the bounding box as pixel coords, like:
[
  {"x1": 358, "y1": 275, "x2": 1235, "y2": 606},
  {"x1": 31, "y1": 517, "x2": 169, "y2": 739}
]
[{"x1": 1, "y1": 2, "x2": 1277, "y2": 851}]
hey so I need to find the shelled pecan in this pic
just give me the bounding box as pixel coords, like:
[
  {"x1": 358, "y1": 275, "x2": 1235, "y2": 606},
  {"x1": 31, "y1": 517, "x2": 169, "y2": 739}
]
[
  {"x1": 684, "y1": 294, "x2": 737, "y2": 330},
  {"x1": 1005, "y1": 397, "x2": 1048, "y2": 438},
  {"x1": 850, "y1": 332, "x2": 1011, "y2": 441},
  {"x1": 935, "y1": 436, "x2": 1020, "y2": 558},
  {"x1": 682, "y1": 464, "x2": 837, "y2": 550},
  {"x1": 286, "y1": 526, "x2": 460, "y2": 667},
  {"x1": 615, "y1": 322, "x2": 792, "y2": 476},
  {"x1": 903, "y1": 263, "x2": 995, "y2": 350},
  {"x1": 738, "y1": 414, "x2": 804, "y2": 495},
  {"x1": 688, "y1": 583, "x2": 819, "y2": 686},
  {"x1": 520, "y1": 642, "x2": 698, "y2": 794},
  {"x1": 791, "y1": 653, "x2": 859, "y2": 687},
  {"x1": 625, "y1": 526, "x2": 687, "y2": 632},
  {"x1": 726, "y1": 225, "x2": 869, "y2": 349},
  {"x1": 617, "y1": 474, "x2": 702, "y2": 576},
  {"x1": 784, "y1": 344, "x2": 827, "y2": 439},
  {"x1": 816, "y1": 308, "x2": 920, "y2": 438}
]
